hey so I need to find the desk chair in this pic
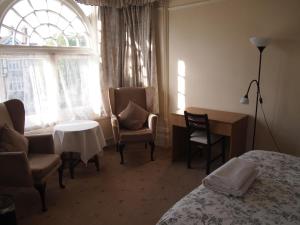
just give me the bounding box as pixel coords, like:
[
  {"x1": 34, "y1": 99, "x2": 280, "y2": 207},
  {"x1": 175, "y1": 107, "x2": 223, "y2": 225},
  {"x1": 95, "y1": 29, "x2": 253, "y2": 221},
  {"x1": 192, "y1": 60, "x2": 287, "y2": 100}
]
[{"x1": 184, "y1": 111, "x2": 226, "y2": 174}]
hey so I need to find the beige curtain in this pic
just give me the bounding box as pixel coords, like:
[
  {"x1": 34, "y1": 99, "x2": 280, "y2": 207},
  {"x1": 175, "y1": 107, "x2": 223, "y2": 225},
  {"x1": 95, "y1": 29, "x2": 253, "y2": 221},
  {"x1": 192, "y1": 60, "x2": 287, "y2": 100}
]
[{"x1": 76, "y1": 0, "x2": 160, "y2": 115}]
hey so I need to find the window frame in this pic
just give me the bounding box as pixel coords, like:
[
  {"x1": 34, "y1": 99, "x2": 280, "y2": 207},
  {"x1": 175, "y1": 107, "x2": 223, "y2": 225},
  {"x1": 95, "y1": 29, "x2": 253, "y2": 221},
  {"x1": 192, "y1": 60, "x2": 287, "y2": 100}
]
[
  {"x1": 0, "y1": 0, "x2": 97, "y2": 53},
  {"x1": 0, "y1": 0, "x2": 102, "y2": 130}
]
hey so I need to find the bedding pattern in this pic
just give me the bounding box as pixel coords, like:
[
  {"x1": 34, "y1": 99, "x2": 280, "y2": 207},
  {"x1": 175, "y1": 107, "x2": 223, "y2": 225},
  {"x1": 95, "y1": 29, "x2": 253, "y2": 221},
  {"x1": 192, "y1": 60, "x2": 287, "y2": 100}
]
[{"x1": 157, "y1": 150, "x2": 300, "y2": 225}]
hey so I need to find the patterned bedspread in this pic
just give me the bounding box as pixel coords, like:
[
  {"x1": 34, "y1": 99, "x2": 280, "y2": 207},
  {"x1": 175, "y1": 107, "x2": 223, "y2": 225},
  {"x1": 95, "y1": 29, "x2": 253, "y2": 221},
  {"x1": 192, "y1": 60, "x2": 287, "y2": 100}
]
[{"x1": 156, "y1": 150, "x2": 300, "y2": 225}]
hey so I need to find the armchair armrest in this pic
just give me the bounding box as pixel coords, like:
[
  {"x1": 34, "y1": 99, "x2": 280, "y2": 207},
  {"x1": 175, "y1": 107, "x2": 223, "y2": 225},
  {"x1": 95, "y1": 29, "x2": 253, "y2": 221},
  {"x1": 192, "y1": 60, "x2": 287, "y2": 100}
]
[
  {"x1": 111, "y1": 114, "x2": 120, "y2": 143},
  {"x1": 27, "y1": 134, "x2": 54, "y2": 154},
  {"x1": 148, "y1": 113, "x2": 158, "y2": 140},
  {"x1": 0, "y1": 152, "x2": 33, "y2": 187}
]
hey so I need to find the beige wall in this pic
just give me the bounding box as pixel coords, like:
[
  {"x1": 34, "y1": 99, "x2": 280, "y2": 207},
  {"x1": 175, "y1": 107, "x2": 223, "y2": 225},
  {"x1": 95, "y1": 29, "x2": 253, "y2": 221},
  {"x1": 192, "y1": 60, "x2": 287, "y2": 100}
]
[{"x1": 168, "y1": 0, "x2": 300, "y2": 156}]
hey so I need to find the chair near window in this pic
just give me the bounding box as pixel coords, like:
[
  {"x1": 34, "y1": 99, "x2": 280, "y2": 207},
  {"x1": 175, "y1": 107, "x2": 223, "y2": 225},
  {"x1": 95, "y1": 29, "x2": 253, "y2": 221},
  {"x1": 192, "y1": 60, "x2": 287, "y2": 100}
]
[
  {"x1": 108, "y1": 87, "x2": 158, "y2": 164},
  {"x1": 0, "y1": 99, "x2": 64, "y2": 212},
  {"x1": 184, "y1": 111, "x2": 226, "y2": 174}
]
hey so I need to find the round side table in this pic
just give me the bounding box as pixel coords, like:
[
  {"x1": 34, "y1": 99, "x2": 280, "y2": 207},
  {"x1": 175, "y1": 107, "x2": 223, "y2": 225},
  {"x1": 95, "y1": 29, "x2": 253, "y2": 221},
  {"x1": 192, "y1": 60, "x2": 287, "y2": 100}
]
[{"x1": 53, "y1": 120, "x2": 106, "y2": 178}]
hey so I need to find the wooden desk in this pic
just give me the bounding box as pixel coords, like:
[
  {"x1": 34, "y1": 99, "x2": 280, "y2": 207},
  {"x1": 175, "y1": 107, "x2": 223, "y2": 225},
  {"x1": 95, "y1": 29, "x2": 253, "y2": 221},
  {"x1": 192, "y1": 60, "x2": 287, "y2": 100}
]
[{"x1": 170, "y1": 107, "x2": 248, "y2": 160}]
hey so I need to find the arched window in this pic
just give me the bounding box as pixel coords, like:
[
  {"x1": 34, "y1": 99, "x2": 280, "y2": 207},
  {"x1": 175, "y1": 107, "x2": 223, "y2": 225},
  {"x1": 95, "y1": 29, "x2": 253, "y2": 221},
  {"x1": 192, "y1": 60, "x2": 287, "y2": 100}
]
[
  {"x1": 0, "y1": 0, "x2": 102, "y2": 131},
  {"x1": 0, "y1": 0, "x2": 90, "y2": 47}
]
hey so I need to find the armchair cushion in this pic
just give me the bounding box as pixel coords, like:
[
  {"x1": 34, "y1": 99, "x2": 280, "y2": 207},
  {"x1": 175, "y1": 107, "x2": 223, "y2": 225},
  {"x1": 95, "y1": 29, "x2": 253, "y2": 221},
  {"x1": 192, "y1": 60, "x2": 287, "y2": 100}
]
[
  {"x1": 0, "y1": 124, "x2": 28, "y2": 154},
  {"x1": 28, "y1": 154, "x2": 61, "y2": 182},
  {"x1": 119, "y1": 128, "x2": 153, "y2": 143},
  {"x1": 114, "y1": 88, "x2": 147, "y2": 115},
  {"x1": 118, "y1": 101, "x2": 149, "y2": 130}
]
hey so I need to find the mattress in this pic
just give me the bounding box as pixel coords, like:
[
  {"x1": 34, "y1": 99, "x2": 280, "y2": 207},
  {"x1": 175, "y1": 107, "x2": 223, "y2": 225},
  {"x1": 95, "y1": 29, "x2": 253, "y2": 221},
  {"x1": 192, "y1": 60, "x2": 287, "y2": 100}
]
[{"x1": 156, "y1": 150, "x2": 300, "y2": 225}]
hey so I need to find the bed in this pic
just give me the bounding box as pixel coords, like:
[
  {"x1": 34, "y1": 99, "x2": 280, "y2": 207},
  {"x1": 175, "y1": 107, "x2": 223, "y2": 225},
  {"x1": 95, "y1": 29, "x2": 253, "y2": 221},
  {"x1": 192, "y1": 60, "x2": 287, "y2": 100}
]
[{"x1": 156, "y1": 150, "x2": 300, "y2": 225}]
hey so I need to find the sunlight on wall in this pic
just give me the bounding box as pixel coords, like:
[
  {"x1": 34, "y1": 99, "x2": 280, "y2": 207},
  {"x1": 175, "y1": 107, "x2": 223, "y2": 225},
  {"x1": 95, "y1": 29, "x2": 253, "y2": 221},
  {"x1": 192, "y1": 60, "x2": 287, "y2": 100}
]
[{"x1": 177, "y1": 60, "x2": 186, "y2": 110}]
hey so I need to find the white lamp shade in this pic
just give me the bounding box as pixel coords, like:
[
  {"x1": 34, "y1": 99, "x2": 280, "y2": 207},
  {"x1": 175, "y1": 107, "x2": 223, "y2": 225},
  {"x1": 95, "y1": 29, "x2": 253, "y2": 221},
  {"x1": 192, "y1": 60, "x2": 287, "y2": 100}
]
[
  {"x1": 249, "y1": 37, "x2": 271, "y2": 47},
  {"x1": 240, "y1": 96, "x2": 249, "y2": 104}
]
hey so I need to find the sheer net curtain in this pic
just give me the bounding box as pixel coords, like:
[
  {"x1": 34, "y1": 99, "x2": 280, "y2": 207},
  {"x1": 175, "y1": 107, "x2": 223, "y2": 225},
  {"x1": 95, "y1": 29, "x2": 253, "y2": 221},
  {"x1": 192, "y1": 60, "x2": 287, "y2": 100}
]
[{"x1": 0, "y1": 54, "x2": 103, "y2": 131}]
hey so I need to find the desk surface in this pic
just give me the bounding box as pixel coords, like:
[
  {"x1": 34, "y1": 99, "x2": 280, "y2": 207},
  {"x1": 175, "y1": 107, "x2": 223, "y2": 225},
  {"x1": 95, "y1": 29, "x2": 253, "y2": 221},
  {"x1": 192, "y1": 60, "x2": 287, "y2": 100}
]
[{"x1": 172, "y1": 107, "x2": 248, "y2": 124}]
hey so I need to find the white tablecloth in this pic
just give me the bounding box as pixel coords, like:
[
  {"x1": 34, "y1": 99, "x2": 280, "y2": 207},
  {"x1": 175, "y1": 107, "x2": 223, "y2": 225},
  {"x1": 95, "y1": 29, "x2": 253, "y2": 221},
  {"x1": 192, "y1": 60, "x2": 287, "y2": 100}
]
[{"x1": 53, "y1": 120, "x2": 106, "y2": 164}]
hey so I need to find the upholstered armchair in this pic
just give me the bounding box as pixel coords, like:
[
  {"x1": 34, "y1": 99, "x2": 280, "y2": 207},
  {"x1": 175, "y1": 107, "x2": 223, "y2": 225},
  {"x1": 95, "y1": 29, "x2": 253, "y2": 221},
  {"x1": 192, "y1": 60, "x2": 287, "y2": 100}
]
[
  {"x1": 108, "y1": 87, "x2": 158, "y2": 164},
  {"x1": 0, "y1": 99, "x2": 64, "y2": 212}
]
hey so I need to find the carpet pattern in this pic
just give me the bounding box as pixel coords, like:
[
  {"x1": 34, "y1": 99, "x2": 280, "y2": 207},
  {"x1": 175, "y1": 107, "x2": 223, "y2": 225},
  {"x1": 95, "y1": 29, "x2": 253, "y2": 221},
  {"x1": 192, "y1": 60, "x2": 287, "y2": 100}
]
[{"x1": 0, "y1": 145, "x2": 214, "y2": 225}]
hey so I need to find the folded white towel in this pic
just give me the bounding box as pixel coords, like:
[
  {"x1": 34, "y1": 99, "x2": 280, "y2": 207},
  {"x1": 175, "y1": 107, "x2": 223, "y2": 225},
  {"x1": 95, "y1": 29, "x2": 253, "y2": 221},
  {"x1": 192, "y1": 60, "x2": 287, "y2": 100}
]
[
  {"x1": 209, "y1": 157, "x2": 257, "y2": 189},
  {"x1": 202, "y1": 157, "x2": 258, "y2": 197}
]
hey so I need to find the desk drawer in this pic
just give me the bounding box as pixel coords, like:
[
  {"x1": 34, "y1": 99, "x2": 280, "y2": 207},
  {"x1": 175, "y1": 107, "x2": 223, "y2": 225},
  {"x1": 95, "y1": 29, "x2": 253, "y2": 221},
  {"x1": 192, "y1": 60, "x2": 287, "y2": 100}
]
[{"x1": 210, "y1": 121, "x2": 231, "y2": 136}]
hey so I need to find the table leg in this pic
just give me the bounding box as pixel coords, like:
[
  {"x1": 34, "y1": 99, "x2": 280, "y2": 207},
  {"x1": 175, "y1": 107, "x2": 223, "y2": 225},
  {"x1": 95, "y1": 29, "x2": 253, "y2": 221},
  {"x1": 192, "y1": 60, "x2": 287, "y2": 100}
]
[
  {"x1": 229, "y1": 117, "x2": 248, "y2": 158},
  {"x1": 62, "y1": 152, "x2": 102, "y2": 178},
  {"x1": 94, "y1": 155, "x2": 100, "y2": 172},
  {"x1": 58, "y1": 154, "x2": 65, "y2": 188},
  {"x1": 69, "y1": 152, "x2": 75, "y2": 179}
]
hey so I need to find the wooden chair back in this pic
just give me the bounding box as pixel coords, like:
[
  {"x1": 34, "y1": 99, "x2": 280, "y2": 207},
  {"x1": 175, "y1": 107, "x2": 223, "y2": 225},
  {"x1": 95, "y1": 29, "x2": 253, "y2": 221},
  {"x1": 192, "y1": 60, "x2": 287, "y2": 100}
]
[{"x1": 184, "y1": 111, "x2": 211, "y2": 145}]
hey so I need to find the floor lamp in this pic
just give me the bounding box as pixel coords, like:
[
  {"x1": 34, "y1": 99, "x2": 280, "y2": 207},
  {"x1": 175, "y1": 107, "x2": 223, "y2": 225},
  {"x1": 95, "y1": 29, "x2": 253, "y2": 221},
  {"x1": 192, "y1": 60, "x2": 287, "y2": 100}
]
[{"x1": 240, "y1": 37, "x2": 271, "y2": 150}]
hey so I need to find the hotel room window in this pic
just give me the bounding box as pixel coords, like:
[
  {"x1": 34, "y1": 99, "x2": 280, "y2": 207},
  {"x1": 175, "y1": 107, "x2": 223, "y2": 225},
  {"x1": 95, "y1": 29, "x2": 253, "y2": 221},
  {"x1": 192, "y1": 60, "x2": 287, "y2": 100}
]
[{"x1": 0, "y1": 0, "x2": 102, "y2": 130}]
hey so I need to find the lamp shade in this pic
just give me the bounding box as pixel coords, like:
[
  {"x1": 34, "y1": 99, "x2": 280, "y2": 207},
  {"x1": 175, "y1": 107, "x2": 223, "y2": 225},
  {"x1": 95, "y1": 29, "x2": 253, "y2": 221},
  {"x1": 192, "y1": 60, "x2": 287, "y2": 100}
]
[
  {"x1": 240, "y1": 96, "x2": 249, "y2": 104},
  {"x1": 249, "y1": 37, "x2": 271, "y2": 48}
]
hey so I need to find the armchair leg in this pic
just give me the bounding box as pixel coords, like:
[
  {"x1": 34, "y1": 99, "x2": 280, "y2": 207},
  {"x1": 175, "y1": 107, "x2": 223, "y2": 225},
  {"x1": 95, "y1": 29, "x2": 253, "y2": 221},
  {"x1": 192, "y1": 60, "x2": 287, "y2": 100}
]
[
  {"x1": 116, "y1": 144, "x2": 119, "y2": 152},
  {"x1": 34, "y1": 183, "x2": 47, "y2": 212},
  {"x1": 119, "y1": 143, "x2": 125, "y2": 164},
  {"x1": 149, "y1": 141, "x2": 155, "y2": 161}
]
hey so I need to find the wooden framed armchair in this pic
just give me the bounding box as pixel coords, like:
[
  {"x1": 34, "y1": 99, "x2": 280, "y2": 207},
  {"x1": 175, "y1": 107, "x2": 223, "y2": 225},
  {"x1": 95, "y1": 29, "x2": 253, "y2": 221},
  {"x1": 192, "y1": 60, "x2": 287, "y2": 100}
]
[
  {"x1": 0, "y1": 99, "x2": 64, "y2": 212},
  {"x1": 108, "y1": 87, "x2": 158, "y2": 164}
]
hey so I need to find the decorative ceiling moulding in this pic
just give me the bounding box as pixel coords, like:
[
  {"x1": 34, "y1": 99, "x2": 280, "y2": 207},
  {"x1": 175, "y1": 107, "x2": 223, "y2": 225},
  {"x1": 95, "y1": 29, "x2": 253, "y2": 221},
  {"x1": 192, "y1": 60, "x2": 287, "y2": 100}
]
[
  {"x1": 168, "y1": 0, "x2": 223, "y2": 10},
  {"x1": 75, "y1": 0, "x2": 165, "y2": 7},
  {"x1": 158, "y1": 0, "x2": 168, "y2": 7}
]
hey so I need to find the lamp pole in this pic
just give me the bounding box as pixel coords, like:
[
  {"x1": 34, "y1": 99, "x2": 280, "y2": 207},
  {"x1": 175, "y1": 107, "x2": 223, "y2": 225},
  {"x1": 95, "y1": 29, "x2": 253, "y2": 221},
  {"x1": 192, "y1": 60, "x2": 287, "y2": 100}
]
[
  {"x1": 252, "y1": 47, "x2": 265, "y2": 149},
  {"x1": 240, "y1": 37, "x2": 270, "y2": 150}
]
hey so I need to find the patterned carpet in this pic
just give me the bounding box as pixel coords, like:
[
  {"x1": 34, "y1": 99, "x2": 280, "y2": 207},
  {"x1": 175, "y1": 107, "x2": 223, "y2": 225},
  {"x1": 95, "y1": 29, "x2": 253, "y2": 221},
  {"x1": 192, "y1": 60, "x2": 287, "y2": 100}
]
[{"x1": 1, "y1": 145, "x2": 211, "y2": 225}]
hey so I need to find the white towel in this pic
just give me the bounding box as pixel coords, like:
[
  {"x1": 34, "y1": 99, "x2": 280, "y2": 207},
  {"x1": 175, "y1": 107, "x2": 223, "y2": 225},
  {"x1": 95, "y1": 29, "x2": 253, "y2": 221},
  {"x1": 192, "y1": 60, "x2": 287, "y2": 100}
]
[{"x1": 202, "y1": 157, "x2": 258, "y2": 197}]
